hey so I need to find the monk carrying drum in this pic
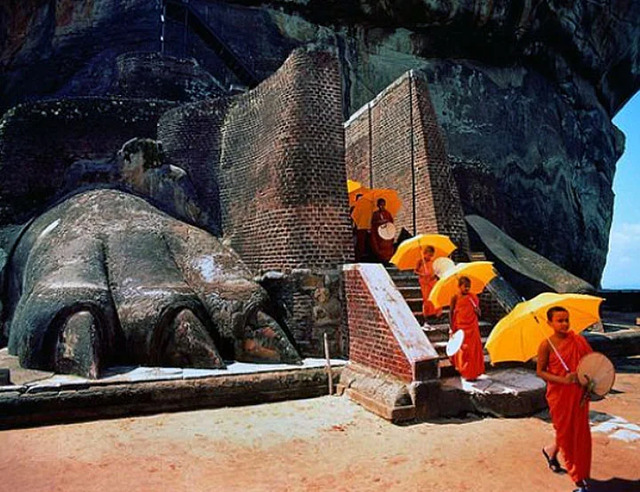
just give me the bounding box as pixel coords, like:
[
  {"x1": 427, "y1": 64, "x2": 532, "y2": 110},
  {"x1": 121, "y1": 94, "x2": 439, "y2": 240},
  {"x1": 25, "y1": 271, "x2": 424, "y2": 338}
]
[
  {"x1": 537, "y1": 306, "x2": 593, "y2": 492},
  {"x1": 370, "y1": 198, "x2": 395, "y2": 263}
]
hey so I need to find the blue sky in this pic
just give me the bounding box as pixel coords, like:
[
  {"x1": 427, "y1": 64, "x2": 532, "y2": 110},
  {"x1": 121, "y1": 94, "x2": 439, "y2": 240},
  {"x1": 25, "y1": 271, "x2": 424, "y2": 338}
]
[{"x1": 600, "y1": 92, "x2": 640, "y2": 289}]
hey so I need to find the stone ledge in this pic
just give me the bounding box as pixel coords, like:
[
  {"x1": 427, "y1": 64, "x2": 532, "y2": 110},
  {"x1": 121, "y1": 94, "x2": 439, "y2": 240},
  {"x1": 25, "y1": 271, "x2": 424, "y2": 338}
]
[{"x1": 0, "y1": 359, "x2": 345, "y2": 429}]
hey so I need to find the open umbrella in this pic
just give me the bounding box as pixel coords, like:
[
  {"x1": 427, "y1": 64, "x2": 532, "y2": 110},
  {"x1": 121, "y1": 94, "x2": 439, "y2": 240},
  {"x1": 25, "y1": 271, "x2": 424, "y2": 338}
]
[
  {"x1": 428, "y1": 261, "x2": 496, "y2": 309},
  {"x1": 351, "y1": 188, "x2": 401, "y2": 230},
  {"x1": 485, "y1": 292, "x2": 603, "y2": 365},
  {"x1": 347, "y1": 180, "x2": 369, "y2": 206},
  {"x1": 390, "y1": 233, "x2": 457, "y2": 271}
]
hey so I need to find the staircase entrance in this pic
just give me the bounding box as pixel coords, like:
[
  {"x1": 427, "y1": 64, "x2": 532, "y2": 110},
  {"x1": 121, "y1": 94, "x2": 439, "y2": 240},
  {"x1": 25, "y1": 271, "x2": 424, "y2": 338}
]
[{"x1": 385, "y1": 265, "x2": 495, "y2": 378}]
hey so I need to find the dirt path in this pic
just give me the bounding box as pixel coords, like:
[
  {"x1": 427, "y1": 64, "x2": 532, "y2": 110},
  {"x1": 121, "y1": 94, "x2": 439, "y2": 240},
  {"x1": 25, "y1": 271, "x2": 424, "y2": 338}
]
[{"x1": 1, "y1": 372, "x2": 639, "y2": 492}]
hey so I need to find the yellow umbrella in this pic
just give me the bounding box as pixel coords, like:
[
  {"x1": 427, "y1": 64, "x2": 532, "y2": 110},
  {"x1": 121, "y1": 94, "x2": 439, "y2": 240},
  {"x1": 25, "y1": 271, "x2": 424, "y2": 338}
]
[
  {"x1": 351, "y1": 188, "x2": 401, "y2": 230},
  {"x1": 428, "y1": 261, "x2": 496, "y2": 309},
  {"x1": 485, "y1": 292, "x2": 603, "y2": 365},
  {"x1": 347, "y1": 179, "x2": 369, "y2": 206},
  {"x1": 347, "y1": 179, "x2": 363, "y2": 193},
  {"x1": 390, "y1": 234, "x2": 457, "y2": 270}
]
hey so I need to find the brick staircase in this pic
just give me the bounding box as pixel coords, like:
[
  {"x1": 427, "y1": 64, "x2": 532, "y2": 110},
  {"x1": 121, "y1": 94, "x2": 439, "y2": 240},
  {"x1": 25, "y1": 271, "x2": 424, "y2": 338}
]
[{"x1": 385, "y1": 265, "x2": 494, "y2": 378}]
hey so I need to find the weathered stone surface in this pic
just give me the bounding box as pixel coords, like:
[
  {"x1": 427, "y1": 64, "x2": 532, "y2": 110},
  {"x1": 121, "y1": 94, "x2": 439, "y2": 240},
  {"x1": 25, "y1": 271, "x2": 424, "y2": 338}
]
[
  {"x1": 439, "y1": 369, "x2": 547, "y2": 418},
  {"x1": 466, "y1": 214, "x2": 594, "y2": 297},
  {"x1": 3, "y1": 189, "x2": 302, "y2": 376},
  {"x1": 422, "y1": 61, "x2": 622, "y2": 286},
  {"x1": 2, "y1": 0, "x2": 637, "y2": 287}
]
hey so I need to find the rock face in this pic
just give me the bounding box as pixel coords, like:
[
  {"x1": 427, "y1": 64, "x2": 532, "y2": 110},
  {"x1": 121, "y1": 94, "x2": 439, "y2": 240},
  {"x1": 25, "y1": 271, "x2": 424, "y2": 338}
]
[
  {"x1": 466, "y1": 214, "x2": 595, "y2": 298},
  {"x1": 1, "y1": 0, "x2": 639, "y2": 285}
]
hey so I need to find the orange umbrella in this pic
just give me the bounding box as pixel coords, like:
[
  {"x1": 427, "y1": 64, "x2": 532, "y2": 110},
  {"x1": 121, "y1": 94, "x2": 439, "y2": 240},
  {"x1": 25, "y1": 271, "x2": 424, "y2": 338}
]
[{"x1": 351, "y1": 188, "x2": 401, "y2": 230}]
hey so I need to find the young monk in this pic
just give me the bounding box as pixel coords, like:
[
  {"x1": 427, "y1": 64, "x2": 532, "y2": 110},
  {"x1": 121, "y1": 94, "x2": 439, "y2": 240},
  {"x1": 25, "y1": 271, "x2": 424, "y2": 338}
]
[
  {"x1": 537, "y1": 306, "x2": 593, "y2": 492},
  {"x1": 414, "y1": 245, "x2": 442, "y2": 319},
  {"x1": 370, "y1": 198, "x2": 394, "y2": 263},
  {"x1": 449, "y1": 276, "x2": 485, "y2": 380}
]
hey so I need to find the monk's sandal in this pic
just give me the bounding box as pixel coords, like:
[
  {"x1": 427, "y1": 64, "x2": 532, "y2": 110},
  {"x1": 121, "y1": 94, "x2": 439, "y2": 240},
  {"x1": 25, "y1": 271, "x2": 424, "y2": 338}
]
[{"x1": 541, "y1": 448, "x2": 562, "y2": 473}]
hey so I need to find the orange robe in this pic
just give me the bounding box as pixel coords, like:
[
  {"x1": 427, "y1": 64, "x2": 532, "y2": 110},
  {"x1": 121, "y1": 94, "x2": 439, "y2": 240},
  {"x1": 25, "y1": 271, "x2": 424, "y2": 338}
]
[
  {"x1": 370, "y1": 209, "x2": 394, "y2": 262},
  {"x1": 355, "y1": 229, "x2": 368, "y2": 261},
  {"x1": 451, "y1": 293, "x2": 485, "y2": 379},
  {"x1": 545, "y1": 332, "x2": 593, "y2": 484},
  {"x1": 415, "y1": 258, "x2": 438, "y2": 317}
]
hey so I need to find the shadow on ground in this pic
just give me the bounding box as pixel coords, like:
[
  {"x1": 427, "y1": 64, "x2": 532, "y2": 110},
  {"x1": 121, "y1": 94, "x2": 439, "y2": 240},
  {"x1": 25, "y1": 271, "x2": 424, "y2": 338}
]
[{"x1": 588, "y1": 478, "x2": 640, "y2": 491}]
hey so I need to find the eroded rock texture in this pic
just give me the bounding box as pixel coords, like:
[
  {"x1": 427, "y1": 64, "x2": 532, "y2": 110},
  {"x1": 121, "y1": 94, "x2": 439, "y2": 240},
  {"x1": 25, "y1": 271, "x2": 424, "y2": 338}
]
[
  {"x1": 4, "y1": 189, "x2": 301, "y2": 378},
  {"x1": 1, "y1": 0, "x2": 638, "y2": 284}
]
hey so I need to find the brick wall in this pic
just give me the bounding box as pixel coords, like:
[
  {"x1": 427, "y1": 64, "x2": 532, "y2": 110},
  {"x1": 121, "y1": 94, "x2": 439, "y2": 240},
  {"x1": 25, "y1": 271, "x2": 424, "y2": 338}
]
[
  {"x1": 344, "y1": 71, "x2": 469, "y2": 257},
  {"x1": 218, "y1": 46, "x2": 353, "y2": 273},
  {"x1": 344, "y1": 264, "x2": 439, "y2": 383},
  {"x1": 0, "y1": 98, "x2": 176, "y2": 225},
  {"x1": 159, "y1": 47, "x2": 354, "y2": 357}
]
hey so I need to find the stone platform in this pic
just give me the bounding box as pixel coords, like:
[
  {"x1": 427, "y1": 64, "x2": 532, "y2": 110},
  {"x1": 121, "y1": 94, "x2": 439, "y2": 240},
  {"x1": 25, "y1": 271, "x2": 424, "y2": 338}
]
[
  {"x1": 438, "y1": 369, "x2": 547, "y2": 418},
  {"x1": 339, "y1": 362, "x2": 547, "y2": 422},
  {"x1": 0, "y1": 349, "x2": 345, "y2": 429}
]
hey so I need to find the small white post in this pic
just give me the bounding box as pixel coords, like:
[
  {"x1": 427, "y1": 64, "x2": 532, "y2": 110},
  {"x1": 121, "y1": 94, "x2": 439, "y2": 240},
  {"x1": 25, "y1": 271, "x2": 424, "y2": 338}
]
[{"x1": 323, "y1": 332, "x2": 334, "y2": 395}]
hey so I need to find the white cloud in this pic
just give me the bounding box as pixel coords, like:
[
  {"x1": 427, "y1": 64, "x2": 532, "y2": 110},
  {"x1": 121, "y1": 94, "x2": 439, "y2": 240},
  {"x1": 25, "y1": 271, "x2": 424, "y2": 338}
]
[{"x1": 601, "y1": 222, "x2": 640, "y2": 289}]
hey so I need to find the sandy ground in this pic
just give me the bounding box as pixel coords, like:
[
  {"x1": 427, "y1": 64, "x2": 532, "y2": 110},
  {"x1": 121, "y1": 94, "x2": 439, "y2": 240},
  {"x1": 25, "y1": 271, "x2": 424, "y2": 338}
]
[{"x1": 1, "y1": 372, "x2": 639, "y2": 492}]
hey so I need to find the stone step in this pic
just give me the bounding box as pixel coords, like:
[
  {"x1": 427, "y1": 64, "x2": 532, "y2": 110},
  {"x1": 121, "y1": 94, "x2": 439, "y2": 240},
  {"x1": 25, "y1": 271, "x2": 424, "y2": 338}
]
[
  {"x1": 432, "y1": 337, "x2": 489, "y2": 357},
  {"x1": 603, "y1": 322, "x2": 639, "y2": 332},
  {"x1": 468, "y1": 251, "x2": 487, "y2": 262},
  {"x1": 438, "y1": 354, "x2": 493, "y2": 378},
  {"x1": 439, "y1": 355, "x2": 540, "y2": 378},
  {"x1": 391, "y1": 276, "x2": 420, "y2": 288},
  {"x1": 421, "y1": 321, "x2": 494, "y2": 342},
  {"x1": 404, "y1": 297, "x2": 424, "y2": 312}
]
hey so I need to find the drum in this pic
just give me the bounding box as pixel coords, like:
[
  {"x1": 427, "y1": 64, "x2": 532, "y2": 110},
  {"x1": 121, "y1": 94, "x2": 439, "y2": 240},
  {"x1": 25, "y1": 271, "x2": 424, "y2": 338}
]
[
  {"x1": 446, "y1": 330, "x2": 465, "y2": 357},
  {"x1": 378, "y1": 222, "x2": 396, "y2": 241},
  {"x1": 433, "y1": 257, "x2": 455, "y2": 277},
  {"x1": 577, "y1": 352, "x2": 616, "y2": 397}
]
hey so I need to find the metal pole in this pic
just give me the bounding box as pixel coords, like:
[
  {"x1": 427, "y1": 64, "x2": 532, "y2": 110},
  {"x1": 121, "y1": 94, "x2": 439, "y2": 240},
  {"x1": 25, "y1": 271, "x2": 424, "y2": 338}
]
[
  {"x1": 409, "y1": 72, "x2": 417, "y2": 235},
  {"x1": 368, "y1": 103, "x2": 373, "y2": 188}
]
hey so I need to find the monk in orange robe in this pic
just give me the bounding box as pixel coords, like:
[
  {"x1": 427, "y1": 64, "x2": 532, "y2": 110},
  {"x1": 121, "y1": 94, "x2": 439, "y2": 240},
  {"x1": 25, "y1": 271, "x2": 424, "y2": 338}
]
[
  {"x1": 414, "y1": 245, "x2": 441, "y2": 318},
  {"x1": 449, "y1": 276, "x2": 484, "y2": 380},
  {"x1": 537, "y1": 306, "x2": 593, "y2": 492},
  {"x1": 370, "y1": 198, "x2": 394, "y2": 263}
]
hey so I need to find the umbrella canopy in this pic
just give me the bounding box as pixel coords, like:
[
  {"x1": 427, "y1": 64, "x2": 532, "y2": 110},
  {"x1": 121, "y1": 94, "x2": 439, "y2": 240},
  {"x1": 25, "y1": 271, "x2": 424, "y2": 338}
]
[
  {"x1": 390, "y1": 234, "x2": 457, "y2": 270},
  {"x1": 485, "y1": 292, "x2": 603, "y2": 364},
  {"x1": 351, "y1": 188, "x2": 401, "y2": 230},
  {"x1": 428, "y1": 261, "x2": 496, "y2": 309},
  {"x1": 347, "y1": 179, "x2": 369, "y2": 206}
]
